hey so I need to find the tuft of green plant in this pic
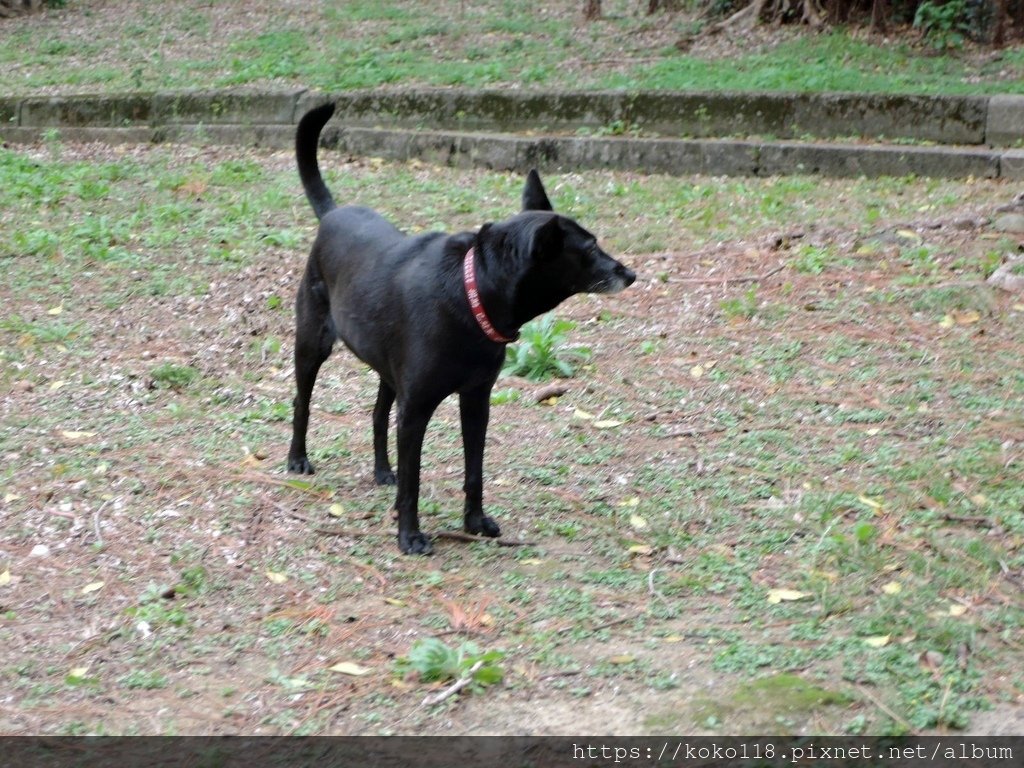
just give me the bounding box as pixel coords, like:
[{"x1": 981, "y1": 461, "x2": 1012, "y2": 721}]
[
  {"x1": 791, "y1": 244, "x2": 832, "y2": 275},
  {"x1": 150, "y1": 362, "x2": 199, "y2": 390},
  {"x1": 395, "y1": 637, "x2": 504, "y2": 695},
  {"x1": 719, "y1": 286, "x2": 759, "y2": 321},
  {"x1": 914, "y1": 0, "x2": 969, "y2": 49},
  {"x1": 502, "y1": 313, "x2": 591, "y2": 380}
]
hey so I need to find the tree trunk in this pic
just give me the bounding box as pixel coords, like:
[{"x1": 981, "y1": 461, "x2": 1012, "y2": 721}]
[
  {"x1": 0, "y1": 0, "x2": 42, "y2": 17},
  {"x1": 583, "y1": 0, "x2": 602, "y2": 20}
]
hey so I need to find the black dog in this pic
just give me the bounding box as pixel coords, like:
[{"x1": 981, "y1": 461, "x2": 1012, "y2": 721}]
[{"x1": 287, "y1": 102, "x2": 635, "y2": 554}]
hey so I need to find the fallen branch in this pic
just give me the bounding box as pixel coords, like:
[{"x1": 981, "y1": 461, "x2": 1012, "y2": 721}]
[
  {"x1": 434, "y1": 530, "x2": 538, "y2": 548},
  {"x1": 422, "y1": 660, "x2": 484, "y2": 707},
  {"x1": 533, "y1": 383, "x2": 569, "y2": 403}
]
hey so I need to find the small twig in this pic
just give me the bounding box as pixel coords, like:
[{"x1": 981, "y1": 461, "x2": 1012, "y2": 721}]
[
  {"x1": 434, "y1": 530, "x2": 538, "y2": 548},
  {"x1": 670, "y1": 264, "x2": 785, "y2": 286},
  {"x1": 657, "y1": 425, "x2": 728, "y2": 439},
  {"x1": 648, "y1": 568, "x2": 666, "y2": 602},
  {"x1": 855, "y1": 684, "x2": 914, "y2": 733},
  {"x1": 274, "y1": 503, "x2": 381, "y2": 538},
  {"x1": 540, "y1": 669, "x2": 583, "y2": 680},
  {"x1": 422, "y1": 660, "x2": 484, "y2": 707},
  {"x1": 92, "y1": 501, "x2": 108, "y2": 547},
  {"x1": 942, "y1": 513, "x2": 994, "y2": 527}
]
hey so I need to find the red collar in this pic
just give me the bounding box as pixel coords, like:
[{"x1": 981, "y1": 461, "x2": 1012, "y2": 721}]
[{"x1": 463, "y1": 247, "x2": 516, "y2": 344}]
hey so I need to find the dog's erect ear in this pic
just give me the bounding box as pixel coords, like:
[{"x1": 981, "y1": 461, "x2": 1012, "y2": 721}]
[
  {"x1": 529, "y1": 216, "x2": 562, "y2": 259},
  {"x1": 522, "y1": 169, "x2": 554, "y2": 212}
]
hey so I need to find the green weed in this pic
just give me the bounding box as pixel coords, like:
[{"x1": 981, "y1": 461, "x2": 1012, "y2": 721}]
[{"x1": 502, "y1": 313, "x2": 592, "y2": 380}]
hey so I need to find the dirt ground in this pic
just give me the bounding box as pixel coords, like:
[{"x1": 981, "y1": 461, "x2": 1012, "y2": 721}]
[{"x1": 2, "y1": 137, "x2": 1023, "y2": 735}]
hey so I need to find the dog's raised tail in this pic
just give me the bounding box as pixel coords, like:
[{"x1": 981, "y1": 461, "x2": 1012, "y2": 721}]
[{"x1": 296, "y1": 102, "x2": 337, "y2": 221}]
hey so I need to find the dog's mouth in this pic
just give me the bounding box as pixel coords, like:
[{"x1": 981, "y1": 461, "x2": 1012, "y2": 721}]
[{"x1": 587, "y1": 265, "x2": 636, "y2": 294}]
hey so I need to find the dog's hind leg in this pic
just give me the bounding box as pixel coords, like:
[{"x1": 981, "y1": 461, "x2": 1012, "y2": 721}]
[
  {"x1": 287, "y1": 275, "x2": 334, "y2": 475},
  {"x1": 459, "y1": 386, "x2": 501, "y2": 538},
  {"x1": 372, "y1": 379, "x2": 397, "y2": 486}
]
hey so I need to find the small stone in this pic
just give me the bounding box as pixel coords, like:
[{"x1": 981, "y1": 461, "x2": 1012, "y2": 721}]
[
  {"x1": 992, "y1": 213, "x2": 1024, "y2": 234},
  {"x1": 30, "y1": 544, "x2": 49, "y2": 557},
  {"x1": 988, "y1": 258, "x2": 1024, "y2": 293}
]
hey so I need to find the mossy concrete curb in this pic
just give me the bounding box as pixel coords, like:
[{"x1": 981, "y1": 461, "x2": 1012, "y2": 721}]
[{"x1": 3, "y1": 88, "x2": 1023, "y2": 179}]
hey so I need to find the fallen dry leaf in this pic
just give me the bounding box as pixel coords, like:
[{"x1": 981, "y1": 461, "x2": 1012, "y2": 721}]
[
  {"x1": 863, "y1": 635, "x2": 891, "y2": 648},
  {"x1": 767, "y1": 588, "x2": 810, "y2": 604},
  {"x1": 629, "y1": 514, "x2": 648, "y2": 530},
  {"x1": 329, "y1": 662, "x2": 371, "y2": 676},
  {"x1": 265, "y1": 570, "x2": 288, "y2": 584}
]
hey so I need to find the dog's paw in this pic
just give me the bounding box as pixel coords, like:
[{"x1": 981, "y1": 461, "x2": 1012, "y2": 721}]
[
  {"x1": 465, "y1": 514, "x2": 501, "y2": 538},
  {"x1": 287, "y1": 456, "x2": 315, "y2": 475},
  {"x1": 398, "y1": 530, "x2": 433, "y2": 555},
  {"x1": 374, "y1": 468, "x2": 397, "y2": 486}
]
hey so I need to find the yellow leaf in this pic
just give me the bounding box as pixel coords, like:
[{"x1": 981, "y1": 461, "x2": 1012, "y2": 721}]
[
  {"x1": 328, "y1": 503, "x2": 345, "y2": 517},
  {"x1": 0, "y1": 570, "x2": 10, "y2": 586},
  {"x1": 619, "y1": 497, "x2": 640, "y2": 508},
  {"x1": 882, "y1": 581, "x2": 902, "y2": 595},
  {"x1": 69, "y1": 666, "x2": 90, "y2": 678},
  {"x1": 896, "y1": 229, "x2": 923, "y2": 244},
  {"x1": 81, "y1": 581, "x2": 104, "y2": 594},
  {"x1": 383, "y1": 597, "x2": 406, "y2": 607},
  {"x1": 939, "y1": 314, "x2": 955, "y2": 329},
  {"x1": 767, "y1": 588, "x2": 810, "y2": 604},
  {"x1": 329, "y1": 662, "x2": 371, "y2": 676},
  {"x1": 663, "y1": 635, "x2": 683, "y2": 643},
  {"x1": 948, "y1": 604, "x2": 968, "y2": 617},
  {"x1": 863, "y1": 635, "x2": 890, "y2": 648},
  {"x1": 572, "y1": 408, "x2": 595, "y2": 420},
  {"x1": 1013, "y1": 303, "x2": 1024, "y2": 312},
  {"x1": 520, "y1": 558, "x2": 543, "y2": 566},
  {"x1": 864, "y1": 427, "x2": 881, "y2": 436},
  {"x1": 62, "y1": 430, "x2": 96, "y2": 440},
  {"x1": 49, "y1": 380, "x2": 67, "y2": 392},
  {"x1": 953, "y1": 309, "x2": 981, "y2": 325},
  {"x1": 3, "y1": 493, "x2": 20, "y2": 504},
  {"x1": 47, "y1": 305, "x2": 63, "y2": 316},
  {"x1": 540, "y1": 396, "x2": 559, "y2": 406},
  {"x1": 594, "y1": 419, "x2": 623, "y2": 429},
  {"x1": 480, "y1": 613, "x2": 495, "y2": 627},
  {"x1": 265, "y1": 570, "x2": 288, "y2": 584},
  {"x1": 857, "y1": 495, "x2": 883, "y2": 511},
  {"x1": 969, "y1": 493, "x2": 987, "y2": 507},
  {"x1": 690, "y1": 364, "x2": 705, "y2": 378},
  {"x1": 608, "y1": 655, "x2": 635, "y2": 665},
  {"x1": 629, "y1": 514, "x2": 648, "y2": 530},
  {"x1": 628, "y1": 544, "x2": 654, "y2": 555}
]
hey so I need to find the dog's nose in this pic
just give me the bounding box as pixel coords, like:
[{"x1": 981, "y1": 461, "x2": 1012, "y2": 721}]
[{"x1": 618, "y1": 264, "x2": 636, "y2": 287}]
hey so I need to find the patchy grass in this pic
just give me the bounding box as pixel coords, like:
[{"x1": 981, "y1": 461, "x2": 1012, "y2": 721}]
[
  {"x1": 0, "y1": 0, "x2": 1022, "y2": 96},
  {"x1": 1, "y1": 142, "x2": 1022, "y2": 735}
]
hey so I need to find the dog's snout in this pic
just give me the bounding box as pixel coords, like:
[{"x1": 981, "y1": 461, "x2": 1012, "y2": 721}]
[{"x1": 617, "y1": 263, "x2": 636, "y2": 287}]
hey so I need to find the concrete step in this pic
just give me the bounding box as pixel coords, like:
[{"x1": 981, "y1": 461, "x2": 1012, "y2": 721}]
[{"x1": 2, "y1": 88, "x2": 1022, "y2": 179}]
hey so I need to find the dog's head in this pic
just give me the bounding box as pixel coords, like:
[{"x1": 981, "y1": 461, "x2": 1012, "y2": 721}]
[
  {"x1": 517, "y1": 169, "x2": 635, "y2": 295},
  {"x1": 476, "y1": 170, "x2": 634, "y2": 327}
]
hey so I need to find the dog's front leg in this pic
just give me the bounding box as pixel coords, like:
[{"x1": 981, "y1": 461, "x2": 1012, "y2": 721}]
[
  {"x1": 459, "y1": 387, "x2": 501, "y2": 538},
  {"x1": 394, "y1": 399, "x2": 437, "y2": 555},
  {"x1": 372, "y1": 380, "x2": 397, "y2": 485}
]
